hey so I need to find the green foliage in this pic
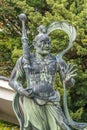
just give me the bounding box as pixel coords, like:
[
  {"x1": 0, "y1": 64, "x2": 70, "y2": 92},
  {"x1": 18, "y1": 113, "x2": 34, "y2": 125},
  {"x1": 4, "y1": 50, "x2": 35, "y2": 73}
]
[
  {"x1": 0, "y1": 0, "x2": 87, "y2": 126},
  {"x1": 0, "y1": 35, "x2": 22, "y2": 76},
  {"x1": 70, "y1": 107, "x2": 84, "y2": 121},
  {"x1": 0, "y1": 120, "x2": 19, "y2": 130}
]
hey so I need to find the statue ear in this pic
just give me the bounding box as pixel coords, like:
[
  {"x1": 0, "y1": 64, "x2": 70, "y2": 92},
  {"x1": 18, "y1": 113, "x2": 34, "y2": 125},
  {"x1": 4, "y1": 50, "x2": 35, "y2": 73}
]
[{"x1": 33, "y1": 41, "x2": 36, "y2": 49}]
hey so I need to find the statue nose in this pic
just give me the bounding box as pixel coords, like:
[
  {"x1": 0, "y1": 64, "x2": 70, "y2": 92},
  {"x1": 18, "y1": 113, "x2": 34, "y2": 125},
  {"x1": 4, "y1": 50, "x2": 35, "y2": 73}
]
[
  {"x1": 45, "y1": 42, "x2": 49, "y2": 47},
  {"x1": 46, "y1": 44, "x2": 49, "y2": 47}
]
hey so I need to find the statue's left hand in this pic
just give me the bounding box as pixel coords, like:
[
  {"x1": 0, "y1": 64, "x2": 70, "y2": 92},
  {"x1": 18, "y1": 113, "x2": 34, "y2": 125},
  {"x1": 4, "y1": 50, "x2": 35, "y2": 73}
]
[{"x1": 60, "y1": 64, "x2": 77, "y2": 83}]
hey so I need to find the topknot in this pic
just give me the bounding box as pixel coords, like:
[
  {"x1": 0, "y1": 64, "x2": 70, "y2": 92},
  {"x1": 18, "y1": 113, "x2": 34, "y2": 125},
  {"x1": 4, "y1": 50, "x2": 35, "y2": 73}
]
[{"x1": 37, "y1": 25, "x2": 47, "y2": 34}]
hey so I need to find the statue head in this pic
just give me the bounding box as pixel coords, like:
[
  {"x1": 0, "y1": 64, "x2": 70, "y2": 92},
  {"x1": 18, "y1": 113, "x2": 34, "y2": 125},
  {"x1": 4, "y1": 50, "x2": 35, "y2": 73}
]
[{"x1": 33, "y1": 25, "x2": 51, "y2": 56}]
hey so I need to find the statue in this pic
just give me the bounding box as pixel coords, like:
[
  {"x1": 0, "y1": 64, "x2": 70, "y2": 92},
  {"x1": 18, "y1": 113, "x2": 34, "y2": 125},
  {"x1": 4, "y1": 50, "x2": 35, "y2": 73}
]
[{"x1": 9, "y1": 14, "x2": 87, "y2": 130}]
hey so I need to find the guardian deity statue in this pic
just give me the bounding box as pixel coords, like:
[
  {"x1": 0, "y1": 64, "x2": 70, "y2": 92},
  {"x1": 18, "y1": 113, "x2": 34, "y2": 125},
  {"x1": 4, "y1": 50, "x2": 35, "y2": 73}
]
[{"x1": 9, "y1": 14, "x2": 87, "y2": 130}]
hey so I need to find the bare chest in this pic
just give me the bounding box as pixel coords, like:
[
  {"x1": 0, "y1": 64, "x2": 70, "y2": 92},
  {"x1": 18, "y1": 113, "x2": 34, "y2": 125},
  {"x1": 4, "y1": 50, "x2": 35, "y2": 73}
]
[{"x1": 30, "y1": 58, "x2": 57, "y2": 75}]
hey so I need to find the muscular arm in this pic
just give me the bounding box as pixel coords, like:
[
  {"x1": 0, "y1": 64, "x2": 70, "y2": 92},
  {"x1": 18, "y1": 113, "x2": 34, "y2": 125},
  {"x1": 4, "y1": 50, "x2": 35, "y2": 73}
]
[
  {"x1": 57, "y1": 58, "x2": 75, "y2": 87},
  {"x1": 9, "y1": 57, "x2": 30, "y2": 96}
]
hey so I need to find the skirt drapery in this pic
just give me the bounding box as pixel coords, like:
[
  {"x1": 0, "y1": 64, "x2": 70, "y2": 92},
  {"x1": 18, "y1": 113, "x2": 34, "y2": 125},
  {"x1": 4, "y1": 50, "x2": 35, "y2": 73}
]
[{"x1": 20, "y1": 96, "x2": 71, "y2": 130}]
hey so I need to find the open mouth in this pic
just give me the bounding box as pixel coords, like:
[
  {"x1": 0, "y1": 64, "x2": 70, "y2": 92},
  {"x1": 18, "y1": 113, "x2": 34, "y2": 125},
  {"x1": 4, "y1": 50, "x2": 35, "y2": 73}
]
[{"x1": 43, "y1": 48, "x2": 49, "y2": 50}]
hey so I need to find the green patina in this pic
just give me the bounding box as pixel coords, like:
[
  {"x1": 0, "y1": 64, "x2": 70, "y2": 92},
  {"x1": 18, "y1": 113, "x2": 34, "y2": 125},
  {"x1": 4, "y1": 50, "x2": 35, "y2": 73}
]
[{"x1": 9, "y1": 14, "x2": 87, "y2": 130}]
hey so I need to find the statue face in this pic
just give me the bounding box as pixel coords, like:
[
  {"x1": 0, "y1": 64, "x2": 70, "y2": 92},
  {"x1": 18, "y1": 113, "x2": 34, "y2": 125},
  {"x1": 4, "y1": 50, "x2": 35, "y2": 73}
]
[{"x1": 34, "y1": 35, "x2": 51, "y2": 56}]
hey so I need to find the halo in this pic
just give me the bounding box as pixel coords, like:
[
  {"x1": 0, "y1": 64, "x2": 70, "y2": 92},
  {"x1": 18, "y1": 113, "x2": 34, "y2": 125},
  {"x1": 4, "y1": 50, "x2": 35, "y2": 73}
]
[{"x1": 47, "y1": 21, "x2": 76, "y2": 58}]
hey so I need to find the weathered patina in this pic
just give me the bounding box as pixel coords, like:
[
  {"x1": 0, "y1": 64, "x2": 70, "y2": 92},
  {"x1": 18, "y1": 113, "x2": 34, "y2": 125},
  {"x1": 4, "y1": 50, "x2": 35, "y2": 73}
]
[{"x1": 9, "y1": 14, "x2": 87, "y2": 130}]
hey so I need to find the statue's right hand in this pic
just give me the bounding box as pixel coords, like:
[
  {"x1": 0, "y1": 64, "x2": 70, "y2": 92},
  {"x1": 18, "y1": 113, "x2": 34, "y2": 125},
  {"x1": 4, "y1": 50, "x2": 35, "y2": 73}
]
[
  {"x1": 21, "y1": 37, "x2": 28, "y2": 43},
  {"x1": 18, "y1": 88, "x2": 29, "y2": 97}
]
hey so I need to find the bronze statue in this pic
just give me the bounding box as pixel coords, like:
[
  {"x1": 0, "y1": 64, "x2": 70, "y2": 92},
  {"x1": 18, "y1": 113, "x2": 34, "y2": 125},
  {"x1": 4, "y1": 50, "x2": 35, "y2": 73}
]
[{"x1": 9, "y1": 14, "x2": 87, "y2": 130}]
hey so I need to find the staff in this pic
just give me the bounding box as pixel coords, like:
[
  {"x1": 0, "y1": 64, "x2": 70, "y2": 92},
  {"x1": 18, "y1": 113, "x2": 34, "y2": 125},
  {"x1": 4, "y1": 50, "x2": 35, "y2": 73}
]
[{"x1": 19, "y1": 13, "x2": 31, "y2": 90}]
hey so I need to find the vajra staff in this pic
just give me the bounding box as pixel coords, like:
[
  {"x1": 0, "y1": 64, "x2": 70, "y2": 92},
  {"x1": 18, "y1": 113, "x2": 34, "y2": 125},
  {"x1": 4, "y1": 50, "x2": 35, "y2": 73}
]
[{"x1": 19, "y1": 13, "x2": 32, "y2": 93}]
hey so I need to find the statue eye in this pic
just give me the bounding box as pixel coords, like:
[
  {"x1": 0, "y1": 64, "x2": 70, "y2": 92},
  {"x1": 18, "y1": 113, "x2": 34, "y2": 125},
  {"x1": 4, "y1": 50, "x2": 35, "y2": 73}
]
[
  {"x1": 47, "y1": 40, "x2": 50, "y2": 44},
  {"x1": 36, "y1": 42, "x2": 42, "y2": 47},
  {"x1": 41, "y1": 40, "x2": 45, "y2": 44}
]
